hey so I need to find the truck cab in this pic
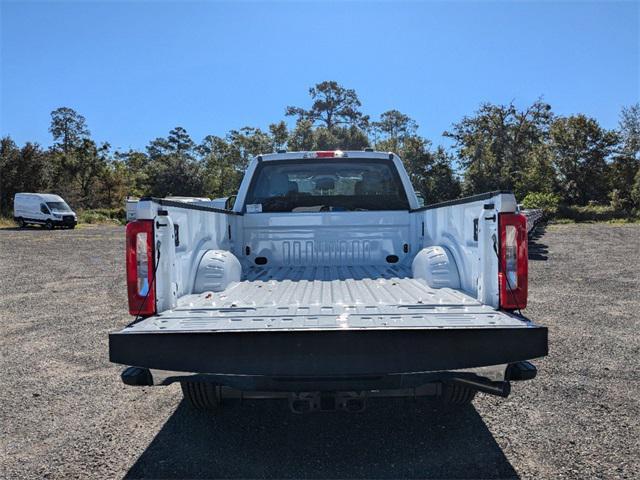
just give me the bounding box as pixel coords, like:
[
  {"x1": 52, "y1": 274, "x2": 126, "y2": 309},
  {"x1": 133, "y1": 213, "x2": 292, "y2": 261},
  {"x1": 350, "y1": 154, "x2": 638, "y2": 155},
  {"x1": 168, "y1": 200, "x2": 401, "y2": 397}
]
[{"x1": 109, "y1": 151, "x2": 547, "y2": 413}]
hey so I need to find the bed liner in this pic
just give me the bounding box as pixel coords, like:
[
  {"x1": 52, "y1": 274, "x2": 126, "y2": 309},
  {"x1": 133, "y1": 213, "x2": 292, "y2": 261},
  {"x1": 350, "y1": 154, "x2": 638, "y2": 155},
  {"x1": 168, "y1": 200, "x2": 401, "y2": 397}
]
[{"x1": 126, "y1": 264, "x2": 529, "y2": 333}]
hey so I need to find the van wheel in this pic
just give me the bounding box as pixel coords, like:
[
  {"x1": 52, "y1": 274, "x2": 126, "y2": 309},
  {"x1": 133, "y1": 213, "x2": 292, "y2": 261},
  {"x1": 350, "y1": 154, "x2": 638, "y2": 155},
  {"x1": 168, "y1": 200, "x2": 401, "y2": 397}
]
[
  {"x1": 45, "y1": 220, "x2": 53, "y2": 230},
  {"x1": 17, "y1": 218, "x2": 26, "y2": 228},
  {"x1": 181, "y1": 381, "x2": 221, "y2": 411},
  {"x1": 439, "y1": 383, "x2": 476, "y2": 406}
]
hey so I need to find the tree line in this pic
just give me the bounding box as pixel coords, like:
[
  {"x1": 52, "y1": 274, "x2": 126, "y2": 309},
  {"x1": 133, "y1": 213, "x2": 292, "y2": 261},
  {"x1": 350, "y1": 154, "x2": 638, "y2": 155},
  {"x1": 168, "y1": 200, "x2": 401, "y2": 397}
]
[{"x1": 1, "y1": 80, "x2": 639, "y2": 216}]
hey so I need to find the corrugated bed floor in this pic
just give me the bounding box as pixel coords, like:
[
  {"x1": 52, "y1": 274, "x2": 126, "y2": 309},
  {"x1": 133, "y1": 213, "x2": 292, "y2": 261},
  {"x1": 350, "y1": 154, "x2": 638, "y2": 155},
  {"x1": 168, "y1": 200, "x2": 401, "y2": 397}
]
[{"x1": 125, "y1": 265, "x2": 530, "y2": 332}]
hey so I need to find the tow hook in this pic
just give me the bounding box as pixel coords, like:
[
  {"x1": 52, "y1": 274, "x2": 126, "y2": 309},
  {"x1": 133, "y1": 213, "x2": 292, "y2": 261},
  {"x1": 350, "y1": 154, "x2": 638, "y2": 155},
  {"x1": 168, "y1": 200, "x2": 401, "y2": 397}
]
[
  {"x1": 121, "y1": 366, "x2": 153, "y2": 386},
  {"x1": 289, "y1": 392, "x2": 367, "y2": 413}
]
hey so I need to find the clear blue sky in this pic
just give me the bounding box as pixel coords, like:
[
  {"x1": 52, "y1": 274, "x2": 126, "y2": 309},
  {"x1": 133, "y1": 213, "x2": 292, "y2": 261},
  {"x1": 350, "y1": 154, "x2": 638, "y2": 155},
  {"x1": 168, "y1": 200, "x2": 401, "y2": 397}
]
[{"x1": 1, "y1": 1, "x2": 638, "y2": 151}]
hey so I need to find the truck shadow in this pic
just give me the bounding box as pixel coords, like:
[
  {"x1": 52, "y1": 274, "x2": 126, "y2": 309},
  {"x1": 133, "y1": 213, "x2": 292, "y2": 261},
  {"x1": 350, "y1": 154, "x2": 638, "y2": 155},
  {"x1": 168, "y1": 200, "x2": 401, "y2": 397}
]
[
  {"x1": 528, "y1": 224, "x2": 548, "y2": 261},
  {"x1": 125, "y1": 398, "x2": 518, "y2": 479}
]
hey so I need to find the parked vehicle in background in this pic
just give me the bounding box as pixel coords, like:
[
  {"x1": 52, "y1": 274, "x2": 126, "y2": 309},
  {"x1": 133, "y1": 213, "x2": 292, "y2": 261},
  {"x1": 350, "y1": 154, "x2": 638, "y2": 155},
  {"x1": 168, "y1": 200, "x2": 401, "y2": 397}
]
[
  {"x1": 125, "y1": 197, "x2": 139, "y2": 223},
  {"x1": 210, "y1": 196, "x2": 236, "y2": 210},
  {"x1": 13, "y1": 193, "x2": 77, "y2": 229},
  {"x1": 110, "y1": 150, "x2": 547, "y2": 413},
  {"x1": 522, "y1": 208, "x2": 545, "y2": 236},
  {"x1": 125, "y1": 196, "x2": 213, "y2": 223}
]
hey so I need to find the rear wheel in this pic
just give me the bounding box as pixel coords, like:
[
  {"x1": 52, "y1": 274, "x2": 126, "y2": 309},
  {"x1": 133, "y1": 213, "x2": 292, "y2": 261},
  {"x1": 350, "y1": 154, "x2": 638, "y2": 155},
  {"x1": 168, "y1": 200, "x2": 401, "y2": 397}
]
[
  {"x1": 439, "y1": 382, "x2": 477, "y2": 406},
  {"x1": 17, "y1": 218, "x2": 26, "y2": 228},
  {"x1": 181, "y1": 381, "x2": 221, "y2": 411},
  {"x1": 45, "y1": 220, "x2": 53, "y2": 230}
]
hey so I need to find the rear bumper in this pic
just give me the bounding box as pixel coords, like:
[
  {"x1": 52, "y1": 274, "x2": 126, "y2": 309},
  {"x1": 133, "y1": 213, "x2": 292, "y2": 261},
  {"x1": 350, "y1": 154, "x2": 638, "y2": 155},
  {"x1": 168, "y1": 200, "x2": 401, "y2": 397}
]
[
  {"x1": 109, "y1": 325, "x2": 548, "y2": 377},
  {"x1": 53, "y1": 219, "x2": 76, "y2": 226},
  {"x1": 120, "y1": 361, "x2": 536, "y2": 395}
]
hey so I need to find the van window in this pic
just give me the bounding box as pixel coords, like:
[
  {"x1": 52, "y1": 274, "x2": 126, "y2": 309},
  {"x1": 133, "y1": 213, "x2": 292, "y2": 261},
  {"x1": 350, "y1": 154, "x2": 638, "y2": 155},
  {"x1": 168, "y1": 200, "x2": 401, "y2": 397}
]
[
  {"x1": 40, "y1": 203, "x2": 50, "y2": 214},
  {"x1": 46, "y1": 201, "x2": 71, "y2": 212}
]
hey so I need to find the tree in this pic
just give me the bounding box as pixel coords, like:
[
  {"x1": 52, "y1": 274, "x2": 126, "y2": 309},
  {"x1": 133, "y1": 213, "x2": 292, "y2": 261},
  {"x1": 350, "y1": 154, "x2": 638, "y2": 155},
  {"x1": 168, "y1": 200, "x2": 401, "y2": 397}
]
[
  {"x1": 49, "y1": 107, "x2": 90, "y2": 154},
  {"x1": 444, "y1": 100, "x2": 554, "y2": 198},
  {"x1": 269, "y1": 122, "x2": 288, "y2": 151},
  {"x1": 631, "y1": 168, "x2": 640, "y2": 210},
  {"x1": 619, "y1": 103, "x2": 640, "y2": 160},
  {"x1": 0, "y1": 137, "x2": 23, "y2": 214},
  {"x1": 287, "y1": 119, "x2": 316, "y2": 151},
  {"x1": 99, "y1": 159, "x2": 133, "y2": 208},
  {"x1": 286, "y1": 81, "x2": 369, "y2": 130},
  {"x1": 62, "y1": 138, "x2": 109, "y2": 208},
  {"x1": 47, "y1": 107, "x2": 109, "y2": 207},
  {"x1": 373, "y1": 110, "x2": 418, "y2": 151},
  {"x1": 114, "y1": 149, "x2": 150, "y2": 197},
  {"x1": 228, "y1": 127, "x2": 273, "y2": 161},
  {"x1": 0, "y1": 137, "x2": 51, "y2": 214},
  {"x1": 609, "y1": 104, "x2": 640, "y2": 210},
  {"x1": 5, "y1": 89, "x2": 637, "y2": 219},
  {"x1": 608, "y1": 155, "x2": 638, "y2": 211},
  {"x1": 516, "y1": 143, "x2": 557, "y2": 197},
  {"x1": 146, "y1": 127, "x2": 204, "y2": 197},
  {"x1": 379, "y1": 135, "x2": 460, "y2": 204},
  {"x1": 199, "y1": 135, "x2": 242, "y2": 198},
  {"x1": 424, "y1": 147, "x2": 462, "y2": 203},
  {"x1": 332, "y1": 125, "x2": 370, "y2": 150},
  {"x1": 148, "y1": 126, "x2": 196, "y2": 160},
  {"x1": 549, "y1": 115, "x2": 619, "y2": 205},
  {"x1": 521, "y1": 191, "x2": 561, "y2": 216}
]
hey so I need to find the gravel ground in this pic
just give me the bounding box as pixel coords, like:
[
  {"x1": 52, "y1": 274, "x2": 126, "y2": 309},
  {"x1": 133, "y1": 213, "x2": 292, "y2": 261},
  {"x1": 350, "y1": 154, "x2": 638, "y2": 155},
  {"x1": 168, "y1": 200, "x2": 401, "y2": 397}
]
[{"x1": 0, "y1": 223, "x2": 638, "y2": 479}]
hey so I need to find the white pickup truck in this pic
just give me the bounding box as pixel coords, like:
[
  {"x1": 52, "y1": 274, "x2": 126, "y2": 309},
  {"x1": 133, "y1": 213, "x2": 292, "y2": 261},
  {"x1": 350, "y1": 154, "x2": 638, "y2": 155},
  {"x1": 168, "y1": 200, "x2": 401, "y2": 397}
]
[{"x1": 109, "y1": 150, "x2": 547, "y2": 413}]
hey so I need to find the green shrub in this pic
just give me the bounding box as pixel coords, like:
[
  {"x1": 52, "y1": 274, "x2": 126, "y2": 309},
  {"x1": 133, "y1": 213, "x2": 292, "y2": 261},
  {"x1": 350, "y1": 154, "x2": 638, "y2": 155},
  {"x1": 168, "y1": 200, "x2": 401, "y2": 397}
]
[
  {"x1": 77, "y1": 208, "x2": 126, "y2": 225},
  {"x1": 556, "y1": 204, "x2": 632, "y2": 222},
  {"x1": 521, "y1": 192, "x2": 561, "y2": 217},
  {"x1": 89, "y1": 207, "x2": 126, "y2": 221}
]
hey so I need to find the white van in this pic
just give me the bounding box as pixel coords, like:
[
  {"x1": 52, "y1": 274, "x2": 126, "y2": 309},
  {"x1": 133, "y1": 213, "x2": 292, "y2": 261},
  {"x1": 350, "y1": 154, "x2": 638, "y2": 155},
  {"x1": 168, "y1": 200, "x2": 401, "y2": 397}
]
[{"x1": 13, "y1": 193, "x2": 77, "y2": 229}]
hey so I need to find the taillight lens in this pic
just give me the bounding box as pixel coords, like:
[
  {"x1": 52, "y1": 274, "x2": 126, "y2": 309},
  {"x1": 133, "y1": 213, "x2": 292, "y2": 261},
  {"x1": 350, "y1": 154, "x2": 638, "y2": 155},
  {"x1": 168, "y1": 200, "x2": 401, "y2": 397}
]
[
  {"x1": 126, "y1": 220, "x2": 155, "y2": 316},
  {"x1": 314, "y1": 150, "x2": 344, "y2": 158},
  {"x1": 499, "y1": 213, "x2": 528, "y2": 310}
]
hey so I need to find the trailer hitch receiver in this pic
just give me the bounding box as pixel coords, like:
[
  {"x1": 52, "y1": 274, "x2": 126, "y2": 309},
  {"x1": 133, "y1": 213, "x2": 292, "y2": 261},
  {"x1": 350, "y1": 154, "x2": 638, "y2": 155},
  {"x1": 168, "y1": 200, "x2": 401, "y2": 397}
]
[{"x1": 289, "y1": 392, "x2": 367, "y2": 413}]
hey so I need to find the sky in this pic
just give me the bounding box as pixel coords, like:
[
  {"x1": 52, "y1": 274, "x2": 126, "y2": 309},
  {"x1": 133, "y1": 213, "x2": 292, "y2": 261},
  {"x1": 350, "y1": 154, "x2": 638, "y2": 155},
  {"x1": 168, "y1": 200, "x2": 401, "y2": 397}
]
[{"x1": 1, "y1": 0, "x2": 638, "y2": 152}]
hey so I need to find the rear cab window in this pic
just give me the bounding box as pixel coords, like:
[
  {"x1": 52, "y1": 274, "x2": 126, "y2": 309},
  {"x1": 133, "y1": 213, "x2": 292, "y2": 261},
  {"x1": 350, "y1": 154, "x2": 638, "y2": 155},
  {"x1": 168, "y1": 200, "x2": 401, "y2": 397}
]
[{"x1": 244, "y1": 158, "x2": 410, "y2": 213}]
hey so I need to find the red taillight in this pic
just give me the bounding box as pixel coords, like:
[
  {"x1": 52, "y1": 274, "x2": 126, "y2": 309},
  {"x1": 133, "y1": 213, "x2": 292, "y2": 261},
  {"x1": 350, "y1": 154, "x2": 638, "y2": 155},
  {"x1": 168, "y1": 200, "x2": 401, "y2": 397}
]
[
  {"x1": 498, "y1": 213, "x2": 528, "y2": 310},
  {"x1": 126, "y1": 220, "x2": 155, "y2": 316}
]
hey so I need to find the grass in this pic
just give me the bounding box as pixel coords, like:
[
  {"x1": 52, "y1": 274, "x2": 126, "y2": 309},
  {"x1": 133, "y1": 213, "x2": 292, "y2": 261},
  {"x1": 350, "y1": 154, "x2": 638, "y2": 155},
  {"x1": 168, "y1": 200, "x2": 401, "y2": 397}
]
[
  {"x1": 0, "y1": 217, "x2": 16, "y2": 228},
  {"x1": 550, "y1": 217, "x2": 640, "y2": 225}
]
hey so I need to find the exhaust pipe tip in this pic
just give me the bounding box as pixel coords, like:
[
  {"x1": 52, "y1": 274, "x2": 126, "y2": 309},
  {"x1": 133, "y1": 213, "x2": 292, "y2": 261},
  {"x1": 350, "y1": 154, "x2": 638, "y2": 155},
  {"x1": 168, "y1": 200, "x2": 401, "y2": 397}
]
[{"x1": 450, "y1": 377, "x2": 511, "y2": 398}]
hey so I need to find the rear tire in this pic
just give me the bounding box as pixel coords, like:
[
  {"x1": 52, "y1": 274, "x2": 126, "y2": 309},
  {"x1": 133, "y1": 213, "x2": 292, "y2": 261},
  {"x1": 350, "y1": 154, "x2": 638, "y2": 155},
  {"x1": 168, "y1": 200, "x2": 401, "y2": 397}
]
[
  {"x1": 17, "y1": 218, "x2": 26, "y2": 228},
  {"x1": 439, "y1": 382, "x2": 477, "y2": 406},
  {"x1": 181, "y1": 381, "x2": 221, "y2": 411},
  {"x1": 45, "y1": 220, "x2": 53, "y2": 230}
]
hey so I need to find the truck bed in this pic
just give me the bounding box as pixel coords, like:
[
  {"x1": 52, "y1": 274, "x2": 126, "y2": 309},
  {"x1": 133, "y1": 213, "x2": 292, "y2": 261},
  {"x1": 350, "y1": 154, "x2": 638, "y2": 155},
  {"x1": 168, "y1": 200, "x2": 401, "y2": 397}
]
[
  {"x1": 126, "y1": 264, "x2": 527, "y2": 333},
  {"x1": 112, "y1": 266, "x2": 547, "y2": 377}
]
